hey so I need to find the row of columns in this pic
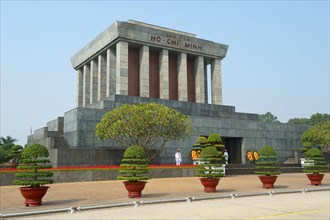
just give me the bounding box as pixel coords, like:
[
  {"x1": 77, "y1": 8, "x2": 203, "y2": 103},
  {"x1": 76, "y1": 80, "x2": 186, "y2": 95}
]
[{"x1": 76, "y1": 41, "x2": 222, "y2": 107}]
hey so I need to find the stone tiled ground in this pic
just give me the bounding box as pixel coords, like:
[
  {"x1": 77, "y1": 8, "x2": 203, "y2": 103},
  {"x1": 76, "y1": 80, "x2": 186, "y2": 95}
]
[{"x1": 1, "y1": 173, "x2": 329, "y2": 215}]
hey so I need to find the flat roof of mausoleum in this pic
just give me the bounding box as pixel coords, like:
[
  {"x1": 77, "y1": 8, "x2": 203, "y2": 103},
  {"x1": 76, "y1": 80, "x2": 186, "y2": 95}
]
[{"x1": 71, "y1": 20, "x2": 228, "y2": 69}]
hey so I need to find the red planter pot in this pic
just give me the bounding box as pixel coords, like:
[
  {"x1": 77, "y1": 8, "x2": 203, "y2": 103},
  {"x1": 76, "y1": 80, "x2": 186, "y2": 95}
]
[
  {"x1": 19, "y1": 186, "x2": 49, "y2": 207},
  {"x1": 199, "y1": 178, "x2": 220, "y2": 193},
  {"x1": 123, "y1": 181, "x2": 147, "y2": 198},
  {"x1": 258, "y1": 176, "x2": 278, "y2": 189},
  {"x1": 306, "y1": 174, "x2": 324, "y2": 186}
]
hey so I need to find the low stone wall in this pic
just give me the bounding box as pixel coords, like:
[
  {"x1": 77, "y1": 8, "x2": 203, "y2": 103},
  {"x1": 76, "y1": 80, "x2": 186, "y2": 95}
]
[
  {"x1": 0, "y1": 165, "x2": 304, "y2": 186},
  {"x1": 0, "y1": 168, "x2": 196, "y2": 186},
  {"x1": 226, "y1": 164, "x2": 303, "y2": 175}
]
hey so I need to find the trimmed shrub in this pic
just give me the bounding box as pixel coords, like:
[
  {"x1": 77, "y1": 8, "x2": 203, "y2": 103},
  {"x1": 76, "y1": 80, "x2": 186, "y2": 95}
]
[
  {"x1": 255, "y1": 146, "x2": 281, "y2": 176},
  {"x1": 213, "y1": 144, "x2": 225, "y2": 152},
  {"x1": 13, "y1": 144, "x2": 53, "y2": 187},
  {"x1": 303, "y1": 148, "x2": 328, "y2": 174},
  {"x1": 299, "y1": 142, "x2": 313, "y2": 156},
  {"x1": 207, "y1": 133, "x2": 222, "y2": 143},
  {"x1": 197, "y1": 136, "x2": 207, "y2": 144},
  {"x1": 117, "y1": 146, "x2": 150, "y2": 182},
  {"x1": 196, "y1": 146, "x2": 224, "y2": 178}
]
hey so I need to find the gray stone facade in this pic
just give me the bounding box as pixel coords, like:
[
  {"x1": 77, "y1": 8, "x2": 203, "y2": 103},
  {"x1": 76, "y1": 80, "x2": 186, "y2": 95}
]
[
  {"x1": 28, "y1": 95, "x2": 309, "y2": 167},
  {"x1": 27, "y1": 20, "x2": 309, "y2": 167}
]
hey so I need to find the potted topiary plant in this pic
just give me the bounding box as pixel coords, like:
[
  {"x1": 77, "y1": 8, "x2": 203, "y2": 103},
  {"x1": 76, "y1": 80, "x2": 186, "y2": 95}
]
[
  {"x1": 207, "y1": 133, "x2": 226, "y2": 171},
  {"x1": 255, "y1": 146, "x2": 281, "y2": 188},
  {"x1": 118, "y1": 145, "x2": 150, "y2": 198},
  {"x1": 303, "y1": 148, "x2": 328, "y2": 185},
  {"x1": 13, "y1": 144, "x2": 53, "y2": 206},
  {"x1": 196, "y1": 146, "x2": 224, "y2": 193}
]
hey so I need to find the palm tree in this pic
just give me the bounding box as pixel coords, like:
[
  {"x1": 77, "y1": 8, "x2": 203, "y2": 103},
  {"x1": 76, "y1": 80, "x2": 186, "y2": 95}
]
[{"x1": 0, "y1": 136, "x2": 18, "y2": 150}]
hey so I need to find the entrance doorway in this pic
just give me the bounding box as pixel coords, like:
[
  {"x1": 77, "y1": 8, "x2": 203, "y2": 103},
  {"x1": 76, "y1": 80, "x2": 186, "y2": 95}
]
[{"x1": 222, "y1": 137, "x2": 242, "y2": 164}]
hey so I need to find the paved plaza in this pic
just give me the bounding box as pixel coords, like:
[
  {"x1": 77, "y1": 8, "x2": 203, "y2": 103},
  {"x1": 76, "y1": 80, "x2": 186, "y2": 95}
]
[{"x1": 0, "y1": 173, "x2": 329, "y2": 219}]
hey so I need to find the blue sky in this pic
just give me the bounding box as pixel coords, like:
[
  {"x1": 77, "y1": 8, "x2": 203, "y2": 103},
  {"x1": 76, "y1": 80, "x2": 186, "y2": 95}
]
[{"x1": 1, "y1": 1, "x2": 329, "y2": 146}]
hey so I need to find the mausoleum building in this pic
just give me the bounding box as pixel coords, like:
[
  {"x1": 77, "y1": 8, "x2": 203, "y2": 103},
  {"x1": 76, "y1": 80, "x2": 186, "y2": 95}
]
[
  {"x1": 28, "y1": 20, "x2": 309, "y2": 167},
  {"x1": 72, "y1": 20, "x2": 227, "y2": 107}
]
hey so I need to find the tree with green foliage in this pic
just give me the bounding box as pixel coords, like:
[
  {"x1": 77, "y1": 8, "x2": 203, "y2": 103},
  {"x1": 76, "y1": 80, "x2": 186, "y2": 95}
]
[
  {"x1": 0, "y1": 148, "x2": 10, "y2": 163},
  {"x1": 287, "y1": 113, "x2": 329, "y2": 125},
  {"x1": 0, "y1": 136, "x2": 19, "y2": 163},
  {"x1": 96, "y1": 103, "x2": 192, "y2": 162},
  {"x1": 10, "y1": 145, "x2": 23, "y2": 163},
  {"x1": 258, "y1": 112, "x2": 280, "y2": 123},
  {"x1": 0, "y1": 136, "x2": 18, "y2": 149},
  {"x1": 287, "y1": 118, "x2": 310, "y2": 125},
  {"x1": 301, "y1": 121, "x2": 330, "y2": 153},
  {"x1": 309, "y1": 113, "x2": 330, "y2": 126}
]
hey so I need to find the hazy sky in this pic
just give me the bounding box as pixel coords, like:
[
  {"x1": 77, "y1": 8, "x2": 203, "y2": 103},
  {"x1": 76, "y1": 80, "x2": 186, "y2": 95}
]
[{"x1": 1, "y1": 1, "x2": 329, "y2": 146}]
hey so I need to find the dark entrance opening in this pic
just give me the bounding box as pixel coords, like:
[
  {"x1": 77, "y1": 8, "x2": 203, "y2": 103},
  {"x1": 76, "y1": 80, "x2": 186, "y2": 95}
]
[{"x1": 222, "y1": 137, "x2": 242, "y2": 164}]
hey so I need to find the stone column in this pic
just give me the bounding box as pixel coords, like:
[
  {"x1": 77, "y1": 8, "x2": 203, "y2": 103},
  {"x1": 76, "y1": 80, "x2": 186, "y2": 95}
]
[
  {"x1": 204, "y1": 64, "x2": 208, "y2": 103},
  {"x1": 116, "y1": 41, "x2": 128, "y2": 95},
  {"x1": 211, "y1": 59, "x2": 222, "y2": 105},
  {"x1": 106, "y1": 47, "x2": 116, "y2": 97},
  {"x1": 178, "y1": 53, "x2": 188, "y2": 101},
  {"x1": 98, "y1": 54, "x2": 107, "y2": 101},
  {"x1": 139, "y1": 45, "x2": 149, "y2": 97},
  {"x1": 76, "y1": 68, "x2": 83, "y2": 107},
  {"x1": 159, "y1": 49, "x2": 169, "y2": 100},
  {"x1": 83, "y1": 64, "x2": 90, "y2": 106},
  {"x1": 90, "y1": 59, "x2": 98, "y2": 104},
  {"x1": 194, "y1": 56, "x2": 205, "y2": 103}
]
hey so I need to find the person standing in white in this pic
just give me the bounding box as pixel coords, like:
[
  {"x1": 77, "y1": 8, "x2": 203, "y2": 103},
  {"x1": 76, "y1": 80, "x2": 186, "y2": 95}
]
[
  {"x1": 175, "y1": 148, "x2": 182, "y2": 166},
  {"x1": 224, "y1": 149, "x2": 229, "y2": 165}
]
